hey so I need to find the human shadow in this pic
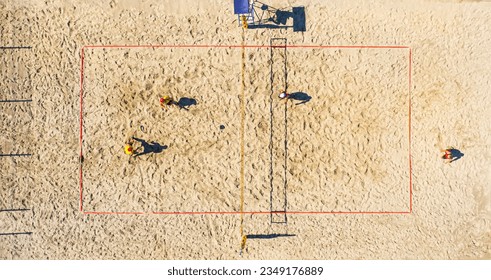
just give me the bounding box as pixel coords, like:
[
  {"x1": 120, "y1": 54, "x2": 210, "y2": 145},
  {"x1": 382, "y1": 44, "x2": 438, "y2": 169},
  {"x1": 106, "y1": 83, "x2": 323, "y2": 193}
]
[
  {"x1": 289, "y1": 92, "x2": 312, "y2": 105},
  {"x1": 448, "y1": 148, "x2": 464, "y2": 163},
  {"x1": 132, "y1": 137, "x2": 167, "y2": 157},
  {"x1": 246, "y1": 234, "x2": 296, "y2": 239},
  {"x1": 176, "y1": 97, "x2": 197, "y2": 110}
]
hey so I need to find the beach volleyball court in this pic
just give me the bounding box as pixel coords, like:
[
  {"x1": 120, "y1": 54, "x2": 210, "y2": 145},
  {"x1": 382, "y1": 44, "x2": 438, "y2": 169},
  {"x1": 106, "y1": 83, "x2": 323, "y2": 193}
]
[{"x1": 79, "y1": 44, "x2": 411, "y2": 215}]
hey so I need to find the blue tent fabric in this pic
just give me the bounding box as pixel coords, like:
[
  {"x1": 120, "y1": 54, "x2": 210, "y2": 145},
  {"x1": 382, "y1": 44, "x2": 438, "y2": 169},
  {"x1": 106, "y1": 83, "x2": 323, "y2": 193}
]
[{"x1": 234, "y1": 0, "x2": 249, "y2": 14}]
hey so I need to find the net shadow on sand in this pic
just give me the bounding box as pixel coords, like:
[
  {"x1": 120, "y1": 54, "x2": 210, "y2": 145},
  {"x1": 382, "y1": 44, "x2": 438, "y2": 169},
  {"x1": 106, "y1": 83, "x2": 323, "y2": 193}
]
[{"x1": 246, "y1": 233, "x2": 296, "y2": 239}]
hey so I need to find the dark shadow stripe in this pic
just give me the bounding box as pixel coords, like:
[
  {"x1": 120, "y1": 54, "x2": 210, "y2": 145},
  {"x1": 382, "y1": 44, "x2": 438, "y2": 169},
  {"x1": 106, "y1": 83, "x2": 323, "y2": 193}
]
[
  {"x1": 0, "y1": 232, "x2": 32, "y2": 236},
  {"x1": 0, "y1": 208, "x2": 30, "y2": 213},
  {"x1": 0, "y1": 99, "x2": 32, "y2": 103},
  {"x1": 0, "y1": 46, "x2": 32, "y2": 50}
]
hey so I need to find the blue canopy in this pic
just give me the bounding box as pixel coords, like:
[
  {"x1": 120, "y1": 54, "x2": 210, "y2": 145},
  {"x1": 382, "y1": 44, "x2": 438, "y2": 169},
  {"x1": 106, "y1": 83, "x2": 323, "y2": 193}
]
[{"x1": 234, "y1": 0, "x2": 250, "y2": 14}]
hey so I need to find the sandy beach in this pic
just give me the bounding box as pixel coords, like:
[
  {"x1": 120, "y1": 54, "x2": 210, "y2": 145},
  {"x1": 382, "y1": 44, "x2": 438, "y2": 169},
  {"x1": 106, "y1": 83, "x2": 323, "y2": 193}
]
[{"x1": 1, "y1": 0, "x2": 490, "y2": 259}]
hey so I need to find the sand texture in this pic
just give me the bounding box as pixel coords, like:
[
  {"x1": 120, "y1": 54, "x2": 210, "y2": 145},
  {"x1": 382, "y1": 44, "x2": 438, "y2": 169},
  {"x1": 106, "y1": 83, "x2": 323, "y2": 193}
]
[{"x1": 1, "y1": 0, "x2": 490, "y2": 259}]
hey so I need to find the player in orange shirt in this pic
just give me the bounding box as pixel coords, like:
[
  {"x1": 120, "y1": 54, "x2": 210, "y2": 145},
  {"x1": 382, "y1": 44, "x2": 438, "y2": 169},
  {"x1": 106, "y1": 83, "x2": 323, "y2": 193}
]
[{"x1": 441, "y1": 147, "x2": 456, "y2": 164}]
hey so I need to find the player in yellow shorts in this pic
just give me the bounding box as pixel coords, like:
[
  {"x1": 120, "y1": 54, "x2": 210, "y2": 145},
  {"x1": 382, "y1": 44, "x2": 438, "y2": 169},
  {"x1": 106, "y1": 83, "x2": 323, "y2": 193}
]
[
  {"x1": 124, "y1": 135, "x2": 138, "y2": 157},
  {"x1": 159, "y1": 96, "x2": 175, "y2": 110}
]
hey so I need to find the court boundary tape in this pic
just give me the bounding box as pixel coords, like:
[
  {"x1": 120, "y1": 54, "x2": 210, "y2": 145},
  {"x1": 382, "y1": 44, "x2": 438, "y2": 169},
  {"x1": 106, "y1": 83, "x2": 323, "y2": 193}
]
[{"x1": 78, "y1": 44, "x2": 412, "y2": 215}]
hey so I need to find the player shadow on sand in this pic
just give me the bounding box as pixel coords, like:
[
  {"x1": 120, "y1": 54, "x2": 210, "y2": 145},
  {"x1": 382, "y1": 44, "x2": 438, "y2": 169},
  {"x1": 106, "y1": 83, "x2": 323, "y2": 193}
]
[
  {"x1": 447, "y1": 148, "x2": 464, "y2": 163},
  {"x1": 176, "y1": 97, "x2": 197, "y2": 110},
  {"x1": 133, "y1": 137, "x2": 167, "y2": 157},
  {"x1": 288, "y1": 92, "x2": 312, "y2": 105}
]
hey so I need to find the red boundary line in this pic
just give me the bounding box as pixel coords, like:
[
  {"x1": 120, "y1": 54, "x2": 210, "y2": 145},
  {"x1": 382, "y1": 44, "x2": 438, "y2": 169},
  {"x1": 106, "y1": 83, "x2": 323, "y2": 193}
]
[
  {"x1": 83, "y1": 211, "x2": 410, "y2": 215},
  {"x1": 408, "y1": 48, "x2": 413, "y2": 213},
  {"x1": 83, "y1": 44, "x2": 409, "y2": 49},
  {"x1": 79, "y1": 44, "x2": 412, "y2": 215},
  {"x1": 79, "y1": 47, "x2": 85, "y2": 212},
  {"x1": 84, "y1": 211, "x2": 145, "y2": 215}
]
